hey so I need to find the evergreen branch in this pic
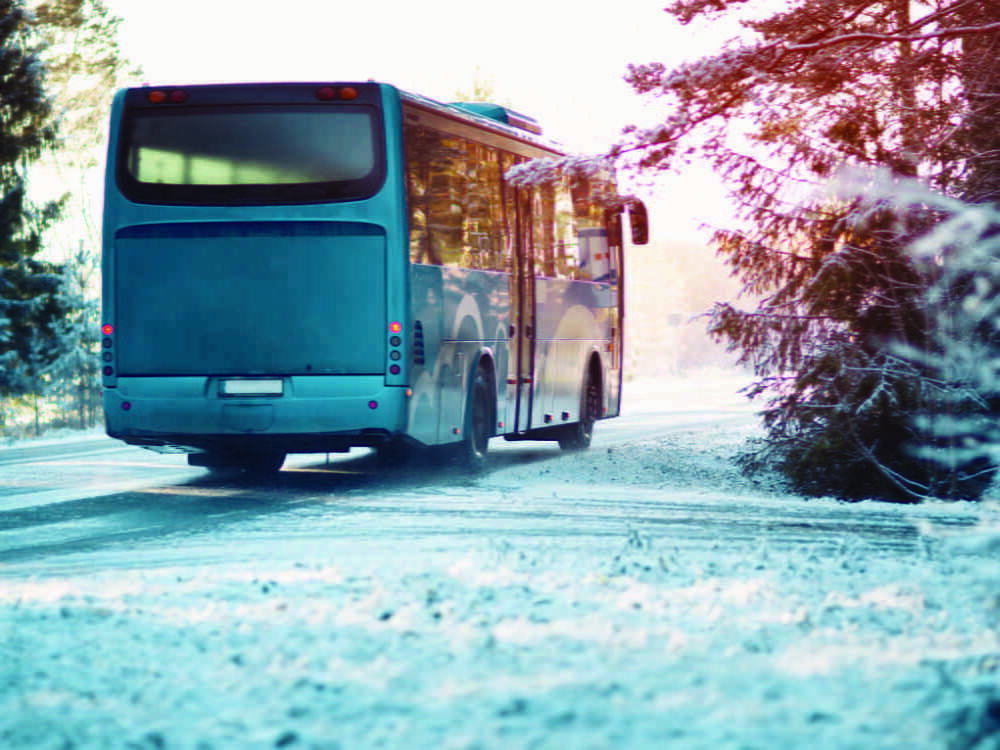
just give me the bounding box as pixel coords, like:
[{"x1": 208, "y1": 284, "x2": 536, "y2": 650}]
[
  {"x1": 780, "y1": 21, "x2": 1000, "y2": 54},
  {"x1": 729, "y1": 310, "x2": 839, "y2": 322}
]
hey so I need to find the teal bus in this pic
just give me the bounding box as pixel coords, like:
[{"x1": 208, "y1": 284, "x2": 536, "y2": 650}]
[{"x1": 101, "y1": 81, "x2": 648, "y2": 473}]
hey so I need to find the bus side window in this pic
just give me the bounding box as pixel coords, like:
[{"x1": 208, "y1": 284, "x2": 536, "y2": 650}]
[
  {"x1": 533, "y1": 184, "x2": 557, "y2": 278},
  {"x1": 556, "y1": 179, "x2": 583, "y2": 280},
  {"x1": 531, "y1": 180, "x2": 585, "y2": 281},
  {"x1": 428, "y1": 135, "x2": 465, "y2": 266},
  {"x1": 462, "y1": 142, "x2": 504, "y2": 271},
  {"x1": 500, "y1": 152, "x2": 519, "y2": 277},
  {"x1": 404, "y1": 123, "x2": 433, "y2": 264},
  {"x1": 403, "y1": 125, "x2": 464, "y2": 265},
  {"x1": 404, "y1": 124, "x2": 507, "y2": 271}
]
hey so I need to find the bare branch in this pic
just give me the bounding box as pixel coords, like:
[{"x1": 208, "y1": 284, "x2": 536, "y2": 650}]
[{"x1": 781, "y1": 21, "x2": 1000, "y2": 53}]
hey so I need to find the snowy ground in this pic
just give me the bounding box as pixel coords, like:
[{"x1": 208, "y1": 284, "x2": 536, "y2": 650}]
[{"x1": 2, "y1": 373, "x2": 999, "y2": 749}]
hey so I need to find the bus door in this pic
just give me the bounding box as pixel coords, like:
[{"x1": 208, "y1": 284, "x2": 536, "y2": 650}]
[{"x1": 508, "y1": 182, "x2": 537, "y2": 434}]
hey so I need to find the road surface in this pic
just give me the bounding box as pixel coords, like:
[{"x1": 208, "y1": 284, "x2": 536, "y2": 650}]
[{"x1": 1, "y1": 374, "x2": 997, "y2": 749}]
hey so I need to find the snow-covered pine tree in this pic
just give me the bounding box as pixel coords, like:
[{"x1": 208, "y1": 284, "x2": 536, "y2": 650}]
[
  {"x1": 613, "y1": 0, "x2": 1000, "y2": 501},
  {"x1": 26, "y1": 0, "x2": 138, "y2": 430},
  {"x1": 30, "y1": 0, "x2": 136, "y2": 167},
  {"x1": 46, "y1": 242, "x2": 99, "y2": 429},
  {"x1": 904, "y1": 191, "x2": 1000, "y2": 497},
  {"x1": 955, "y1": 1, "x2": 1000, "y2": 205},
  {"x1": 0, "y1": 0, "x2": 65, "y2": 420}
]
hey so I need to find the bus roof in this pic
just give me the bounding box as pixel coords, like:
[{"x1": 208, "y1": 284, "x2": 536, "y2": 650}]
[
  {"x1": 116, "y1": 81, "x2": 567, "y2": 157},
  {"x1": 397, "y1": 87, "x2": 565, "y2": 157}
]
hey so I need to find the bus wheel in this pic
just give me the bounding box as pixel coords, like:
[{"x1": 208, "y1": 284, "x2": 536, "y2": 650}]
[
  {"x1": 456, "y1": 364, "x2": 493, "y2": 472},
  {"x1": 559, "y1": 369, "x2": 598, "y2": 451}
]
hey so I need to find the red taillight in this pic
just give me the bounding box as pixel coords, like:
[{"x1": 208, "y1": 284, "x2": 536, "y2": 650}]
[
  {"x1": 315, "y1": 86, "x2": 360, "y2": 102},
  {"x1": 147, "y1": 89, "x2": 186, "y2": 104}
]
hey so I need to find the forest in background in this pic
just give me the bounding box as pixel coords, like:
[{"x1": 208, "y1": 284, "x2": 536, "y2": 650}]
[{"x1": 0, "y1": 0, "x2": 134, "y2": 439}]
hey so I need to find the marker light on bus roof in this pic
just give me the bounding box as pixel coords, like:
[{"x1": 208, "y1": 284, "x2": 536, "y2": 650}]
[
  {"x1": 315, "y1": 86, "x2": 360, "y2": 102},
  {"x1": 146, "y1": 89, "x2": 187, "y2": 104}
]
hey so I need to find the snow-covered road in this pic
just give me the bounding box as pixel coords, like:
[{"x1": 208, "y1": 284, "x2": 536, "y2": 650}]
[{"x1": 2, "y1": 373, "x2": 998, "y2": 749}]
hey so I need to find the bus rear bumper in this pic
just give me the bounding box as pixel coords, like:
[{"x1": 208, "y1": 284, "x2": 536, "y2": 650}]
[{"x1": 104, "y1": 376, "x2": 408, "y2": 454}]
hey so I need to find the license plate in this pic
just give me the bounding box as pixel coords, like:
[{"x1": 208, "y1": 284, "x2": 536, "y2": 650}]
[{"x1": 220, "y1": 379, "x2": 283, "y2": 396}]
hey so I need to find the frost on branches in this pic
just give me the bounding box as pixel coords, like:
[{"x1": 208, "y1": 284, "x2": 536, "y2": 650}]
[
  {"x1": 613, "y1": 0, "x2": 1000, "y2": 501},
  {"x1": 505, "y1": 153, "x2": 627, "y2": 206},
  {"x1": 898, "y1": 186, "x2": 1000, "y2": 497}
]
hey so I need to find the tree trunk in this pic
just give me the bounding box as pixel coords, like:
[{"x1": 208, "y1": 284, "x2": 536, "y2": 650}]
[
  {"x1": 959, "y1": 3, "x2": 1000, "y2": 203},
  {"x1": 894, "y1": 0, "x2": 921, "y2": 178}
]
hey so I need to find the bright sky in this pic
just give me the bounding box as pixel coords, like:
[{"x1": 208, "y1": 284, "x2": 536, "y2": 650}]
[{"x1": 102, "y1": 0, "x2": 732, "y2": 239}]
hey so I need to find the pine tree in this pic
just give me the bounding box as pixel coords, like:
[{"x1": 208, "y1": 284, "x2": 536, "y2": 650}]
[
  {"x1": 27, "y1": 0, "x2": 138, "y2": 429},
  {"x1": 613, "y1": 1, "x2": 1000, "y2": 500},
  {"x1": 954, "y1": 3, "x2": 1000, "y2": 204},
  {"x1": 0, "y1": 0, "x2": 64, "y2": 414},
  {"x1": 31, "y1": 0, "x2": 138, "y2": 171},
  {"x1": 46, "y1": 242, "x2": 99, "y2": 429}
]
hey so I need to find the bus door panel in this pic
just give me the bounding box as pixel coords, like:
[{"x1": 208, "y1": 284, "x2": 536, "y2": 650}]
[
  {"x1": 605, "y1": 210, "x2": 625, "y2": 418},
  {"x1": 510, "y1": 186, "x2": 537, "y2": 434}
]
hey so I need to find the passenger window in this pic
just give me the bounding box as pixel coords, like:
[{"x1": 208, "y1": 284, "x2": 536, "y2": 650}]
[{"x1": 404, "y1": 124, "x2": 505, "y2": 270}]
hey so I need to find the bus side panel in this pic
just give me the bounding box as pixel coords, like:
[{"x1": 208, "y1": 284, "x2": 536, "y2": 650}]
[
  {"x1": 409, "y1": 265, "x2": 510, "y2": 446},
  {"x1": 408, "y1": 264, "x2": 443, "y2": 445},
  {"x1": 532, "y1": 278, "x2": 616, "y2": 427},
  {"x1": 444, "y1": 266, "x2": 510, "y2": 442}
]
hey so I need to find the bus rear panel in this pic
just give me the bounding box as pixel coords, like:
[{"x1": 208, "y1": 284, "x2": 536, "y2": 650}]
[{"x1": 102, "y1": 83, "x2": 411, "y2": 458}]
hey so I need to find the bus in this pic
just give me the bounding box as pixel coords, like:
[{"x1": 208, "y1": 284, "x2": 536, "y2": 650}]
[{"x1": 101, "y1": 82, "x2": 648, "y2": 473}]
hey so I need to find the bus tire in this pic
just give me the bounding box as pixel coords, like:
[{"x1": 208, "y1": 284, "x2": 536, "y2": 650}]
[
  {"x1": 456, "y1": 363, "x2": 493, "y2": 472},
  {"x1": 559, "y1": 367, "x2": 599, "y2": 452}
]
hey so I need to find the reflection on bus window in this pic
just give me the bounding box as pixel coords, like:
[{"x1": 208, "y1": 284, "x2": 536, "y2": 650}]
[
  {"x1": 404, "y1": 121, "x2": 619, "y2": 283},
  {"x1": 405, "y1": 125, "x2": 504, "y2": 270},
  {"x1": 127, "y1": 110, "x2": 376, "y2": 186}
]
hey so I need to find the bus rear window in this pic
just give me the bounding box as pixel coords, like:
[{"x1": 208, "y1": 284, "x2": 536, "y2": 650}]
[{"x1": 118, "y1": 106, "x2": 384, "y2": 204}]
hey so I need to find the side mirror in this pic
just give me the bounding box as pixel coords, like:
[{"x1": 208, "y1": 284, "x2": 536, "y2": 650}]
[{"x1": 628, "y1": 200, "x2": 649, "y2": 245}]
